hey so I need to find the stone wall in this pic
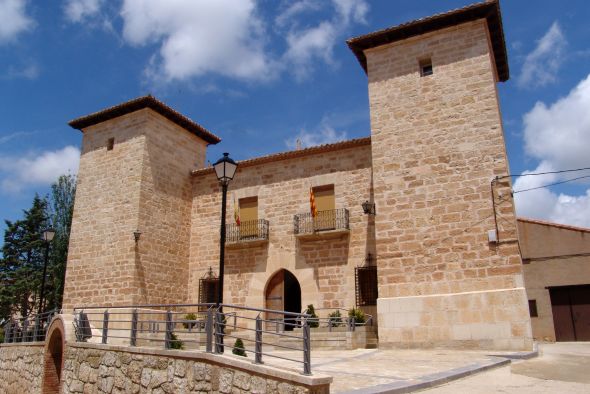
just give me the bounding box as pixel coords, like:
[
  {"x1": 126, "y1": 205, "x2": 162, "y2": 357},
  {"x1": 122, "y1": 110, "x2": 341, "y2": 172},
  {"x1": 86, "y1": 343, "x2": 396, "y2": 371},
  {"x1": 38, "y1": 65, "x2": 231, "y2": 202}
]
[
  {"x1": 63, "y1": 108, "x2": 208, "y2": 309},
  {"x1": 0, "y1": 343, "x2": 45, "y2": 394},
  {"x1": 62, "y1": 343, "x2": 330, "y2": 393},
  {"x1": 190, "y1": 142, "x2": 374, "y2": 312},
  {"x1": 365, "y1": 19, "x2": 532, "y2": 349}
]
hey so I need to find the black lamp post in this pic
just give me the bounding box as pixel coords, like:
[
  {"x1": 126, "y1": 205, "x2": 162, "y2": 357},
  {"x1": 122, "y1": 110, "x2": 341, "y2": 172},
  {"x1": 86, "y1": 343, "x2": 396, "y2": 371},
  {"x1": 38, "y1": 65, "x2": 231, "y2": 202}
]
[
  {"x1": 213, "y1": 152, "x2": 237, "y2": 353},
  {"x1": 38, "y1": 227, "x2": 55, "y2": 316}
]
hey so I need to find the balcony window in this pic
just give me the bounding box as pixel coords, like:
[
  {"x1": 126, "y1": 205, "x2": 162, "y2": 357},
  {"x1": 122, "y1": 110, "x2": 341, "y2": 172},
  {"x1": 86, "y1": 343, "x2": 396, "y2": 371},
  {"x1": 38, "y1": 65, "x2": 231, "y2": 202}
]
[
  {"x1": 294, "y1": 208, "x2": 349, "y2": 236},
  {"x1": 239, "y1": 196, "x2": 258, "y2": 238}
]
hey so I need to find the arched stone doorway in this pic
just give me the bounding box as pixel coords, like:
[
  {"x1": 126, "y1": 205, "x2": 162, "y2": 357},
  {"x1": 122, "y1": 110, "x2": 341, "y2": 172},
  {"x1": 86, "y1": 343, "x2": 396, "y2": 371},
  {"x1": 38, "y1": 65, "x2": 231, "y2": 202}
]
[
  {"x1": 42, "y1": 318, "x2": 65, "y2": 394},
  {"x1": 265, "y1": 269, "x2": 301, "y2": 331}
]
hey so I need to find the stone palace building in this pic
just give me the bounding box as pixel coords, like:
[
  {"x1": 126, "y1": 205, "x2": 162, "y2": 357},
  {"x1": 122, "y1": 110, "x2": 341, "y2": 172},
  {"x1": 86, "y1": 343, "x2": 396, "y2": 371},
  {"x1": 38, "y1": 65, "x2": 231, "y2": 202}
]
[{"x1": 62, "y1": 0, "x2": 536, "y2": 350}]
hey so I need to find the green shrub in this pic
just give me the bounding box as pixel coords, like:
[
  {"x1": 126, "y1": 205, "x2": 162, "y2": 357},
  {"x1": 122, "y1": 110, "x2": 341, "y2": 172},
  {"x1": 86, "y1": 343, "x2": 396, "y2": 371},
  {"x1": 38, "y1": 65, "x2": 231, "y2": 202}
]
[
  {"x1": 0, "y1": 327, "x2": 4, "y2": 343},
  {"x1": 232, "y1": 338, "x2": 247, "y2": 357},
  {"x1": 183, "y1": 313, "x2": 197, "y2": 329},
  {"x1": 305, "y1": 304, "x2": 319, "y2": 328},
  {"x1": 169, "y1": 332, "x2": 184, "y2": 350},
  {"x1": 348, "y1": 308, "x2": 366, "y2": 324},
  {"x1": 328, "y1": 310, "x2": 343, "y2": 327}
]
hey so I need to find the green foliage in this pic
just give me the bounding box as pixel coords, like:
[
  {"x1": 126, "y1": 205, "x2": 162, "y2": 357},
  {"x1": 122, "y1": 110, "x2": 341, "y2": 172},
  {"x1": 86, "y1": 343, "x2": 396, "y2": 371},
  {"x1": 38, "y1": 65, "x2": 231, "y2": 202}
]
[
  {"x1": 169, "y1": 332, "x2": 184, "y2": 350},
  {"x1": 183, "y1": 313, "x2": 197, "y2": 329},
  {"x1": 305, "y1": 304, "x2": 319, "y2": 328},
  {"x1": 0, "y1": 175, "x2": 76, "y2": 321},
  {"x1": 328, "y1": 310, "x2": 343, "y2": 327},
  {"x1": 232, "y1": 338, "x2": 247, "y2": 357},
  {"x1": 348, "y1": 308, "x2": 366, "y2": 324},
  {"x1": 0, "y1": 326, "x2": 4, "y2": 343}
]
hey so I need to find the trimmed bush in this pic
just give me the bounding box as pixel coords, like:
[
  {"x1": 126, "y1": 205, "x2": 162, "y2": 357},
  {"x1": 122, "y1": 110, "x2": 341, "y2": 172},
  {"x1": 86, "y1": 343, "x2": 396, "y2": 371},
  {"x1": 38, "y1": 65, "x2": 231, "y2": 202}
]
[
  {"x1": 305, "y1": 304, "x2": 319, "y2": 328},
  {"x1": 348, "y1": 308, "x2": 366, "y2": 324},
  {"x1": 183, "y1": 313, "x2": 197, "y2": 329},
  {"x1": 169, "y1": 332, "x2": 184, "y2": 350},
  {"x1": 328, "y1": 310, "x2": 343, "y2": 327},
  {"x1": 232, "y1": 338, "x2": 247, "y2": 357}
]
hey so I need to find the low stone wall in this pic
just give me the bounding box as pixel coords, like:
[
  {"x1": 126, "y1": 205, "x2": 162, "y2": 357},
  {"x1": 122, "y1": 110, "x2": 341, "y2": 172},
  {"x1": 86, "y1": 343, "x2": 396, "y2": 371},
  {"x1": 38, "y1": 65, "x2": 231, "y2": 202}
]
[
  {"x1": 0, "y1": 343, "x2": 45, "y2": 394},
  {"x1": 63, "y1": 343, "x2": 331, "y2": 394}
]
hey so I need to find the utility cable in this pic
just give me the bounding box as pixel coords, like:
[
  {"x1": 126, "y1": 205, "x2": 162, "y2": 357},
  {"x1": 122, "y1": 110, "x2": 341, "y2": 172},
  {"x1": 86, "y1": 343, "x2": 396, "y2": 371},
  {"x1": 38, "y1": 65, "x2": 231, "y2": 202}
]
[{"x1": 512, "y1": 174, "x2": 590, "y2": 194}]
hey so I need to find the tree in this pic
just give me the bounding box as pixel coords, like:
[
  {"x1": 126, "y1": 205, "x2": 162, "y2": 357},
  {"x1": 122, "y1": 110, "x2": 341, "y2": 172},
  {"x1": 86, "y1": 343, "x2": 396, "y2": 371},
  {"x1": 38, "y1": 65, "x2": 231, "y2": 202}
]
[
  {"x1": 0, "y1": 195, "x2": 49, "y2": 321},
  {"x1": 45, "y1": 174, "x2": 76, "y2": 311}
]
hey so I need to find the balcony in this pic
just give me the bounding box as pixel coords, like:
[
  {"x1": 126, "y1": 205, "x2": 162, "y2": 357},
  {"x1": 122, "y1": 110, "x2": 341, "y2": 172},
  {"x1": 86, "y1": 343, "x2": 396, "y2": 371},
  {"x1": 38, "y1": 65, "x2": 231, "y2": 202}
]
[
  {"x1": 294, "y1": 208, "x2": 350, "y2": 240},
  {"x1": 226, "y1": 219, "x2": 269, "y2": 247}
]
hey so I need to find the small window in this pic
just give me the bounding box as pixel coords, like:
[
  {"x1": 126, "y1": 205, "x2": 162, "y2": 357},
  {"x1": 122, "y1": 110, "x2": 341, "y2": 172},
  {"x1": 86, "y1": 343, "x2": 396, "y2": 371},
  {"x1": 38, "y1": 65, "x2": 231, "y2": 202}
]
[
  {"x1": 420, "y1": 58, "x2": 433, "y2": 77},
  {"x1": 312, "y1": 184, "x2": 335, "y2": 212},
  {"x1": 528, "y1": 300, "x2": 538, "y2": 317},
  {"x1": 239, "y1": 197, "x2": 258, "y2": 238},
  {"x1": 107, "y1": 138, "x2": 115, "y2": 151},
  {"x1": 199, "y1": 277, "x2": 219, "y2": 310}
]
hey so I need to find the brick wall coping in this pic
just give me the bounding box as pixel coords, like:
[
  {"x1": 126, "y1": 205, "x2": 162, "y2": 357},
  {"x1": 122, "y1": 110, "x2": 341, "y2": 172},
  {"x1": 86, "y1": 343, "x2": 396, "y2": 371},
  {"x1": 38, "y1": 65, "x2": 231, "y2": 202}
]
[
  {"x1": 191, "y1": 136, "x2": 371, "y2": 177},
  {"x1": 68, "y1": 95, "x2": 221, "y2": 145},
  {"x1": 517, "y1": 217, "x2": 590, "y2": 233},
  {"x1": 69, "y1": 342, "x2": 333, "y2": 387},
  {"x1": 347, "y1": 0, "x2": 508, "y2": 82},
  {"x1": 0, "y1": 342, "x2": 45, "y2": 348}
]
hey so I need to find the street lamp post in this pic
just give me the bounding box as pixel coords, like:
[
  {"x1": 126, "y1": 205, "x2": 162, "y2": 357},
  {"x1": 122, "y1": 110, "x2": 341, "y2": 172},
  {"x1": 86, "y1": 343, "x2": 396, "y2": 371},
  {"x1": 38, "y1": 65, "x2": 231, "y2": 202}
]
[
  {"x1": 38, "y1": 227, "x2": 55, "y2": 316},
  {"x1": 213, "y1": 152, "x2": 237, "y2": 353}
]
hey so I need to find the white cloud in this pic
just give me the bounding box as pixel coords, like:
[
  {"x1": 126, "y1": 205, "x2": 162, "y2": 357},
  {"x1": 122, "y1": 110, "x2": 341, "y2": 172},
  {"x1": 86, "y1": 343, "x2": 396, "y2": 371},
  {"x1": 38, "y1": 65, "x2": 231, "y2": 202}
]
[
  {"x1": 0, "y1": 146, "x2": 80, "y2": 194},
  {"x1": 285, "y1": 120, "x2": 347, "y2": 150},
  {"x1": 514, "y1": 74, "x2": 590, "y2": 228},
  {"x1": 64, "y1": 0, "x2": 103, "y2": 22},
  {"x1": 0, "y1": 0, "x2": 34, "y2": 44},
  {"x1": 518, "y1": 22, "x2": 566, "y2": 89},
  {"x1": 3, "y1": 63, "x2": 39, "y2": 80},
  {"x1": 523, "y1": 73, "x2": 590, "y2": 171},
  {"x1": 120, "y1": 0, "x2": 272, "y2": 82},
  {"x1": 282, "y1": 0, "x2": 368, "y2": 80},
  {"x1": 275, "y1": 0, "x2": 320, "y2": 28}
]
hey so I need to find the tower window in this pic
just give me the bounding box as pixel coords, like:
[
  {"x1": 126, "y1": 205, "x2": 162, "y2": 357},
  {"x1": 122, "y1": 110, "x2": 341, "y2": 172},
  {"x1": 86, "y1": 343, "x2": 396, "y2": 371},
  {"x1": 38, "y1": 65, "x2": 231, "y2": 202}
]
[
  {"x1": 528, "y1": 300, "x2": 538, "y2": 317},
  {"x1": 420, "y1": 58, "x2": 433, "y2": 77},
  {"x1": 107, "y1": 138, "x2": 115, "y2": 151}
]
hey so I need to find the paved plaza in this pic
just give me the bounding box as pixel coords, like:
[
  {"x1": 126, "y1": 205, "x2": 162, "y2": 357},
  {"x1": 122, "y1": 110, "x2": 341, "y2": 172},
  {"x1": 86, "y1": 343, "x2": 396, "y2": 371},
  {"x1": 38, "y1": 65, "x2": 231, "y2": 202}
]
[{"x1": 263, "y1": 342, "x2": 590, "y2": 393}]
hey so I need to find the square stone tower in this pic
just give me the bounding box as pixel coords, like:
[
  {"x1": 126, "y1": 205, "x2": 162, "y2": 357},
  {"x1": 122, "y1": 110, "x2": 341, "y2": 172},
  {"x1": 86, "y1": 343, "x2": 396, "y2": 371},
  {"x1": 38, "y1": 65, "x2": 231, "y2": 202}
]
[
  {"x1": 62, "y1": 96, "x2": 220, "y2": 310},
  {"x1": 348, "y1": 0, "x2": 533, "y2": 350}
]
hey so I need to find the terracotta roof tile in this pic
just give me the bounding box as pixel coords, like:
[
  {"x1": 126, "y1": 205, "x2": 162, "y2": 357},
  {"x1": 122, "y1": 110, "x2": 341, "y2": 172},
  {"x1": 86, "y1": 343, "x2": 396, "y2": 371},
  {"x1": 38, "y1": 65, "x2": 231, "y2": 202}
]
[
  {"x1": 192, "y1": 136, "x2": 371, "y2": 176},
  {"x1": 68, "y1": 95, "x2": 221, "y2": 145},
  {"x1": 347, "y1": 0, "x2": 509, "y2": 82},
  {"x1": 517, "y1": 217, "x2": 590, "y2": 233}
]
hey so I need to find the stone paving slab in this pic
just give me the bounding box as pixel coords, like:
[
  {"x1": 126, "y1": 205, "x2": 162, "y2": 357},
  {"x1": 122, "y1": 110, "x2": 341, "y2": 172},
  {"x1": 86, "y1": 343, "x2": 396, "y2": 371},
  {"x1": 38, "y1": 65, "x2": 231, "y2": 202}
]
[{"x1": 263, "y1": 348, "x2": 531, "y2": 393}]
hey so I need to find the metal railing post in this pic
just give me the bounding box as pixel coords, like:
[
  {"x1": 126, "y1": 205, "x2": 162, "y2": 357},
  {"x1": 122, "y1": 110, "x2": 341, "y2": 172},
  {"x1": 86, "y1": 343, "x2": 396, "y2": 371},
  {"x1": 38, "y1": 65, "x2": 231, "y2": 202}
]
[
  {"x1": 102, "y1": 310, "x2": 109, "y2": 344},
  {"x1": 130, "y1": 309, "x2": 138, "y2": 346},
  {"x1": 165, "y1": 310, "x2": 173, "y2": 349},
  {"x1": 205, "y1": 309, "x2": 213, "y2": 353},
  {"x1": 215, "y1": 310, "x2": 224, "y2": 354},
  {"x1": 303, "y1": 319, "x2": 311, "y2": 375},
  {"x1": 4, "y1": 322, "x2": 11, "y2": 343},
  {"x1": 34, "y1": 315, "x2": 40, "y2": 342},
  {"x1": 255, "y1": 315, "x2": 262, "y2": 364}
]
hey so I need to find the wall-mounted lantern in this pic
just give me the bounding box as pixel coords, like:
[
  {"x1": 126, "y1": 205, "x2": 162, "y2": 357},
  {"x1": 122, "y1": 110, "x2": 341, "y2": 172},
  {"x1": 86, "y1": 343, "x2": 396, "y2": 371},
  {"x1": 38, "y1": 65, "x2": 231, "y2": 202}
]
[{"x1": 133, "y1": 230, "x2": 142, "y2": 243}]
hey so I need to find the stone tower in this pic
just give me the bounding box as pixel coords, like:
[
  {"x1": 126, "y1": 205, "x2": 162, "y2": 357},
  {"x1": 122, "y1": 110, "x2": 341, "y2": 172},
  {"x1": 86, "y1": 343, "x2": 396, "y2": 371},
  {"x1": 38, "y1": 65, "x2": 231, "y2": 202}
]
[
  {"x1": 62, "y1": 96, "x2": 220, "y2": 310},
  {"x1": 348, "y1": 0, "x2": 533, "y2": 349}
]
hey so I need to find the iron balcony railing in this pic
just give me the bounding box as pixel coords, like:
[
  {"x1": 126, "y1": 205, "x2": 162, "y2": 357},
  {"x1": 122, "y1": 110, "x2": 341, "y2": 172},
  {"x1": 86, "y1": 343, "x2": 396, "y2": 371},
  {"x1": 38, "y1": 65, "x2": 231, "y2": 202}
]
[
  {"x1": 226, "y1": 219, "x2": 269, "y2": 243},
  {"x1": 2, "y1": 309, "x2": 58, "y2": 344},
  {"x1": 72, "y1": 303, "x2": 313, "y2": 375},
  {"x1": 294, "y1": 208, "x2": 349, "y2": 235}
]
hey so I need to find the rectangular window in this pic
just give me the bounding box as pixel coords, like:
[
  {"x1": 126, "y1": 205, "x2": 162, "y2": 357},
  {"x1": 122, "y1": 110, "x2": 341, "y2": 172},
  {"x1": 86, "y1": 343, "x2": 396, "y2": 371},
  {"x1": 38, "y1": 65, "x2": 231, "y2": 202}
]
[
  {"x1": 419, "y1": 58, "x2": 433, "y2": 77},
  {"x1": 107, "y1": 137, "x2": 115, "y2": 151},
  {"x1": 355, "y1": 266, "x2": 378, "y2": 306},
  {"x1": 312, "y1": 185, "x2": 335, "y2": 230},
  {"x1": 199, "y1": 278, "x2": 219, "y2": 310},
  {"x1": 528, "y1": 300, "x2": 538, "y2": 317},
  {"x1": 239, "y1": 196, "x2": 258, "y2": 238}
]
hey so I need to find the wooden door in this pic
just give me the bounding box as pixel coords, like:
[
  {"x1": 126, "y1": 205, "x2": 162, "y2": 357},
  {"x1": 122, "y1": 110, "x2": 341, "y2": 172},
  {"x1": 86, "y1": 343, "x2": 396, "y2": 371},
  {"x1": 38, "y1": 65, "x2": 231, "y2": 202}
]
[
  {"x1": 265, "y1": 271, "x2": 284, "y2": 330},
  {"x1": 571, "y1": 286, "x2": 590, "y2": 341},
  {"x1": 550, "y1": 285, "x2": 590, "y2": 341},
  {"x1": 550, "y1": 287, "x2": 576, "y2": 341}
]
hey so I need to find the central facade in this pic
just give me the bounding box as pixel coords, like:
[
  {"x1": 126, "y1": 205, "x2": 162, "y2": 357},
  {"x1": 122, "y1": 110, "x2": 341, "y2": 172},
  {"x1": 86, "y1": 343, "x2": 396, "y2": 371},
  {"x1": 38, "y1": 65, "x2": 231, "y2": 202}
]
[{"x1": 62, "y1": 0, "x2": 533, "y2": 350}]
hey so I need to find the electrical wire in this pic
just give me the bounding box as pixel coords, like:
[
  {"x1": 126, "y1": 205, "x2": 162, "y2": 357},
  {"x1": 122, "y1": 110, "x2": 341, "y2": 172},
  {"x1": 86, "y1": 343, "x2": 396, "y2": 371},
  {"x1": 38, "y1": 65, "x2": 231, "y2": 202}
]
[
  {"x1": 496, "y1": 166, "x2": 590, "y2": 180},
  {"x1": 512, "y1": 174, "x2": 590, "y2": 194}
]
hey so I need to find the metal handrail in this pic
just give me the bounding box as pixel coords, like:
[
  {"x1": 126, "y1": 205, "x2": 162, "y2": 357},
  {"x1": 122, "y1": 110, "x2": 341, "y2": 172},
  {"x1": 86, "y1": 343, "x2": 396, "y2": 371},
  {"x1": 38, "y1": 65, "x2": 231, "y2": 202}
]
[
  {"x1": 2, "y1": 309, "x2": 58, "y2": 344},
  {"x1": 226, "y1": 219, "x2": 269, "y2": 243},
  {"x1": 294, "y1": 208, "x2": 349, "y2": 235},
  {"x1": 71, "y1": 303, "x2": 313, "y2": 375}
]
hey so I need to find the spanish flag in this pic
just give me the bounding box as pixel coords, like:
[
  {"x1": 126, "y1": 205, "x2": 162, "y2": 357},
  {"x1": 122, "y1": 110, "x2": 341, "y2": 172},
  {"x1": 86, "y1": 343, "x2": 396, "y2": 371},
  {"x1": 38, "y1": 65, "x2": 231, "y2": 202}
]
[
  {"x1": 233, "y1": 194, "x2": 241, "y2": 226},
  {"x1": 310, "y1": 187, "x2": 318, "y2": 218}
]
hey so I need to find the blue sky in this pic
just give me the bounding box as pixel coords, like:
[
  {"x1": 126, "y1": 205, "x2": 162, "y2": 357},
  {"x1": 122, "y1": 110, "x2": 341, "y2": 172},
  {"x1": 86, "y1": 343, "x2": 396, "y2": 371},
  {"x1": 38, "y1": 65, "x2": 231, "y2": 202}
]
[{"x1": 0, "y1": 0, "x2": 589, "y2": 240}]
